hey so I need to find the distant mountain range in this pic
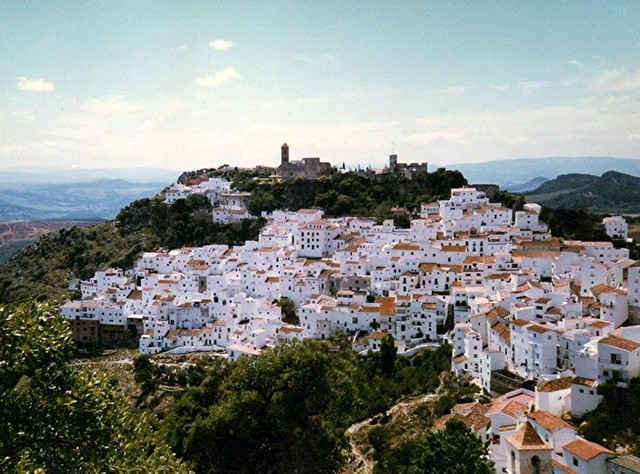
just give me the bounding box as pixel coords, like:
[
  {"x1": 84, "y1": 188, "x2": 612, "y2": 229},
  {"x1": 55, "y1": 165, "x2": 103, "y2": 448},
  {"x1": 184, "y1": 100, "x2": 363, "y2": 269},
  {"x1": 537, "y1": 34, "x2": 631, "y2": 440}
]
[
  {"x1": 525, "y1": 170, "x2": 640, "y2": 214},
  {"x1": 0, "y1": 179, "x2": 169, "y2": 220},
  {"x1": 504, "y1": 176, "x2": 549, "y2": 193},
  {"x1": 0, "y1": 167, "x2": 177, "y2": 185},
  {"x1": 447, "y1": 156, "x2": 640, "y2": 189}
]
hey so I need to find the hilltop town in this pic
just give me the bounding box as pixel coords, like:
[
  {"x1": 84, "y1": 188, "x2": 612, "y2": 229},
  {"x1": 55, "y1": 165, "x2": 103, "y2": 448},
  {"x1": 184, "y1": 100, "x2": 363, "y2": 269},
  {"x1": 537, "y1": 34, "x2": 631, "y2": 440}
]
[{"x1": 57, "y1": 151, "x2": 640, "y2": 472}]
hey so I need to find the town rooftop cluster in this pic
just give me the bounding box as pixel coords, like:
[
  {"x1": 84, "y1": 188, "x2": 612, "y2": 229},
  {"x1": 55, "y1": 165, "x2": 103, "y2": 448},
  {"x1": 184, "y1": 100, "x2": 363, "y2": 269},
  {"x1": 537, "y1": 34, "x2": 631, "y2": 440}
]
[{"x1": 61, "y1": 175, "x2": 639, "y2": 473}]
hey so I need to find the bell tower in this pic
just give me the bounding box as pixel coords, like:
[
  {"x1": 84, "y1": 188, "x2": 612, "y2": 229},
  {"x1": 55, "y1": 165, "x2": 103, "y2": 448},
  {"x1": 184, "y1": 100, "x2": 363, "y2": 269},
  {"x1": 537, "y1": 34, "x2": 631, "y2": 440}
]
[{"x1": 281, "y1": 143, "x2": 289, "y2": 165}]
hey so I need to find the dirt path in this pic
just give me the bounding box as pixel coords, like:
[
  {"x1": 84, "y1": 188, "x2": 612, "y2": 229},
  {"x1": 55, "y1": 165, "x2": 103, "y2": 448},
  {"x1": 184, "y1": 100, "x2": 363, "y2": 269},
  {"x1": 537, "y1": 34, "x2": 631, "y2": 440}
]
[{"x1": 342, "y1": 393, "x2": 438, "y2": 474}]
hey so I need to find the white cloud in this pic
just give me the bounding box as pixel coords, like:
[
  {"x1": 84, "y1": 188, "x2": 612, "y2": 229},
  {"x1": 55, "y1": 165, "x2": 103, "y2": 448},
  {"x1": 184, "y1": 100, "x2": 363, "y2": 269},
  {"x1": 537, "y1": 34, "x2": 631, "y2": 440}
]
[
  {"x1": 0, "y1": 144, "x2": 24, "y2": 154},
  {"x1": 489, "y1": 84, "x2": 509, "y2": 91},
  {"x1": 5, "y1": 82, "x2": 640, "y2": 171},
  {"x1": 209, "y1": 39, "x2": 234, "y2": 51},
  {"x1": 591, "y1": 67, "x2": 640, "y2": 92},
  {"x1": 17, "y1": 77, "x2": 55, "y2": 93},
  {"x1": 195, "y1": 67, "x2": 243, "y2": 87},
  {"x1": 568, "y1": 59, "x2": 583, "y2": 68},
  {"x1": 176, "y1": 44, "x2": 189, "y2": 52}
]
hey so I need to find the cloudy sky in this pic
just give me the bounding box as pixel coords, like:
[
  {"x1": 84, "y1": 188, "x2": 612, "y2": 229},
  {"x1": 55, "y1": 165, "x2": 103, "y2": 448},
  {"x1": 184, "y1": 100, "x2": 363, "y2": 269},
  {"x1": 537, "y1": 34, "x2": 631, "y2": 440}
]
[{"x1": 1, "y1": 1, "x2": 640, "y2": 170}]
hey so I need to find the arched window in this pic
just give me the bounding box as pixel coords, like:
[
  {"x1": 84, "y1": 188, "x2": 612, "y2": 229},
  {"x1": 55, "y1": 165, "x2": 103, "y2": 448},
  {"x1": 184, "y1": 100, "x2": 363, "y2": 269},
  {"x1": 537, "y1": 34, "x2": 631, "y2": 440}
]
[{"x1": 531, "y1": 455, "x2": 541, "y2": 474}]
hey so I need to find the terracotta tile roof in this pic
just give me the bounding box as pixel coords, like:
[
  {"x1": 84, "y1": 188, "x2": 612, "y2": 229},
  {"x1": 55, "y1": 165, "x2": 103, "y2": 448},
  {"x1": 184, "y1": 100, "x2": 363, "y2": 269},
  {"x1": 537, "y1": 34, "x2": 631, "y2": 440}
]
[
  {"x1": 127, "y1": 289, "x2": 142, "y2": 300},
  {"x1": 434, "y1": 404, "x2": 490, "y2": 432},
  {"x1": 528, "y1": 410, "x2": 575, "y2": 433},
  {"x1": 453, "y1": 354, "x2": 468, "y2": 364},
  {"x1": 552, "y1": 459, "x2": 578, "y2": 474},
  {"x1": 529, "y1": 324, "x2": 552, "y2": 334},
  {"x1": 507, "y1": 422, "x2": 552, "y2": 451},
  {"x1": 393, "y1": 242, "x2": 421, "y2": 251},
  {"x1": 537, "y1": 377, "x2": 574, "y2": 393},
  {"x1": 280, "y1": 326, "x2": 303, "y2": 334},
  {"x1": 442, "y1": 244, "x2": 466, "y2": 252},
  {"x1": 487, "y1": 399, "x2": 529, "y2": 419},
  {"x1": 588, "y1": 320, "x2": 610, "y2": 329},
  {"x1": 591, "y1": 283, "x2": 628, "y2": 297},
  {"x1": 489, "y1": 306, "x2": 510, "y2": 318},
  {"x1": 571, "y1": 377, "x2": 597, "y2": 388},
  {"x1": 599, "y1": 335, "x2": 640, "y2": 352},
  {"x1": 563, "y1": 438, "x2": 613, "y2": 460}
]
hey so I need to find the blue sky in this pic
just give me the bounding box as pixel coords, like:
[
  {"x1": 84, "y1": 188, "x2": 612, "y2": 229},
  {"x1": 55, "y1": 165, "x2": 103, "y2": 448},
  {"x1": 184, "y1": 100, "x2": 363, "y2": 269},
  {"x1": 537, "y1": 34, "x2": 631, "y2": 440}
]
[{"x1": 1, "y1": 1, "x2": 639, "y2": 170}]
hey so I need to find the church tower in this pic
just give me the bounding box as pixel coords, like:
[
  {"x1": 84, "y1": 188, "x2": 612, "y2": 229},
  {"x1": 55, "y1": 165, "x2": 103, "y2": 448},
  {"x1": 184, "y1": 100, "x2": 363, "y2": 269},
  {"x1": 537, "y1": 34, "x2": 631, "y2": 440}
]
[{"x1": 281, "y1": 143, "x2": 289, "y2": 165}]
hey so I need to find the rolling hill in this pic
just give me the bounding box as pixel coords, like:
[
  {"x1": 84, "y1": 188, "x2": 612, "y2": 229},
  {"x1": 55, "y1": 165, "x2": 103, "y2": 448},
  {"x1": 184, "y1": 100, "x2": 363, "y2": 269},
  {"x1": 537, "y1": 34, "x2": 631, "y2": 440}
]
[
  {"x1": 449, "y1": 156, "x2": 640, "y2": 189},
  {"x1": 504, "y1": 176, "x2": 548, "y2": 193},
  {"x1": 525, "y1": 171, "x2": 640, "y2": 214},
  {"x1": 0, "y1": 179, "x2": 169, "y2": 220}
]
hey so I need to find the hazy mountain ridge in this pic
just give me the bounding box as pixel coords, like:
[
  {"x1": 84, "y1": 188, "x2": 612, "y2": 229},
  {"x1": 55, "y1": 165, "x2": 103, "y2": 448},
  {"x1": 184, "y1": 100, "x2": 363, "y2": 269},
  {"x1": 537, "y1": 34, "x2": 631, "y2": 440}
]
[
  {"x1": 0, "y1": 167, "x2": 177, "y2": 185},
  {"x1": 0, "y1": 179, "x2": 169, "y2": 220},
  {"x1": 448, "y1": 156, "x2": 640, "y2": 188},
  {"x1": 504, "y1": 176, "x2": 548, "y2": 193}
]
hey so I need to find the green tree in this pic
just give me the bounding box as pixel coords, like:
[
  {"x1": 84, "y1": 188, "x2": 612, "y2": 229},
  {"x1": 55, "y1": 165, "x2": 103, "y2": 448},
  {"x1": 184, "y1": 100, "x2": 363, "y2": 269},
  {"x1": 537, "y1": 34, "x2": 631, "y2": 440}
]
[
  {"x1": 0, "y1": 302, "x2": 189, "y2": 473},
  {"x1": 134, "y1": 353, "x2": 157, "y2": 394},
  {"x1": 579, "y1": 377, "x2": 640, "y2": 454},
  {"x1": 374, "y1": 420, "x2": 494, "y2": 474},
  {"x1": 276, "y1": 297, "x2": 299, "y2": 325},
  {"x1": 379, "y1": 335, "x2": 397, "y2": 377},
  {"x1": 180, "y1": 341, "x2": 346, "y2": 474}
]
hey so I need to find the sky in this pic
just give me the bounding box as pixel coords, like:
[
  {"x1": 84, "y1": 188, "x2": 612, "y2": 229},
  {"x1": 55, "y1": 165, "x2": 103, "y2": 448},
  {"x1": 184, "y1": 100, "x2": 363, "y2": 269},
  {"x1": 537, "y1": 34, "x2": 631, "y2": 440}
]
[{"x1": 1, "y1": 1, "x2": 640, "y2": 171}]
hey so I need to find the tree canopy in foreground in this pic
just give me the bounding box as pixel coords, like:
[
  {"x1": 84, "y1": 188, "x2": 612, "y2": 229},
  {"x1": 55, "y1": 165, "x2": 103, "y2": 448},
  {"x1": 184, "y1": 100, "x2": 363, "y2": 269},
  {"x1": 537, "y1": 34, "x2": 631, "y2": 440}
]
[{"x1": 0, "y1": 302, "x2": 190, "y2": 473}]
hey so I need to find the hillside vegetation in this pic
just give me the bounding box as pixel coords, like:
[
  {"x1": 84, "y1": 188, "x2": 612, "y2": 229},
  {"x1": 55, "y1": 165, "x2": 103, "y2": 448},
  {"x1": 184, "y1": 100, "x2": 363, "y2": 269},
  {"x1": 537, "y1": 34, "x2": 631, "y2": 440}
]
[
  {"x1": 0, "y1": 302, "x2": 189, "y2": 473},
  {"x1": 181, "y1": 167, "x2": 468, "y2": 219},
  {"x1": 526, "y1": 170, "x2": 640, "y2": 214},
  {"x1": 0, "y1": 195, "x2": 263, "y2": 304}
]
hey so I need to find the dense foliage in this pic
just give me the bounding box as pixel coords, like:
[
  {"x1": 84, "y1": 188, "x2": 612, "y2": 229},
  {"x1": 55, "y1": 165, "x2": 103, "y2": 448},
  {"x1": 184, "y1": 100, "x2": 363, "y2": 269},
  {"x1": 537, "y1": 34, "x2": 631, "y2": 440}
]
[
  {"x1": 540, "y1": 207, "x2": 609, "y2": 241},
  {"x1": 233, "y1": 169, "x2": 468, "y2": 219},
  {"x1": 160, "y1": 340, "x2": 454, "y2": 474},
  {"x1": 579, "y1": 377, "x2": 640, "y2": 455},
  {"x1": 0, "y1": 194, "x2": 264, "y2": 304},
  {"x1": 0, "y1": 302, "x2": 189, "y2": 473},
  {"x1": 276, "y1": 297, "x2": 298, "y2": 325},
  {"x1": 370, "y1": 419, "x2": 494, "y2": 474}
]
